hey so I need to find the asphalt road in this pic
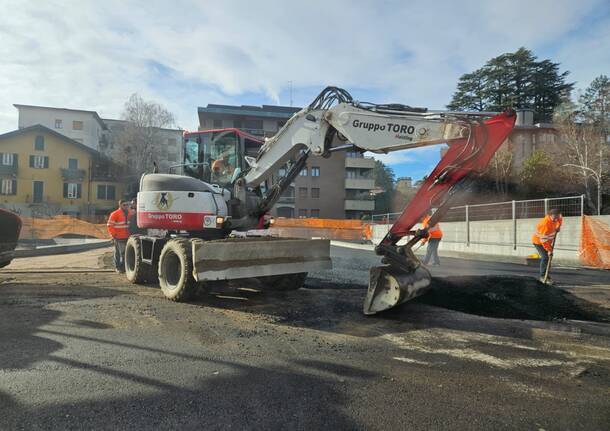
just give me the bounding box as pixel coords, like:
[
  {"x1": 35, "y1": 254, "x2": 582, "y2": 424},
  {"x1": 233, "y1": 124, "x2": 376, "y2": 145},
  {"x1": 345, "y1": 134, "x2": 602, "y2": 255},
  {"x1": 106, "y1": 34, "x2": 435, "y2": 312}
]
[{"x1": 0, "y1": 246, "x2": 609, "y2": 430}]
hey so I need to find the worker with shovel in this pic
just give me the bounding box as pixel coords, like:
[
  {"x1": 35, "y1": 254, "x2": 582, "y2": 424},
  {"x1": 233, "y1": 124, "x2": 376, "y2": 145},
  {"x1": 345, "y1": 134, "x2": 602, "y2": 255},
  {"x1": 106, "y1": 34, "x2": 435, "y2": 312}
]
[{"x1": 532, "y1": 208, "x2": 562, "y2": 284}]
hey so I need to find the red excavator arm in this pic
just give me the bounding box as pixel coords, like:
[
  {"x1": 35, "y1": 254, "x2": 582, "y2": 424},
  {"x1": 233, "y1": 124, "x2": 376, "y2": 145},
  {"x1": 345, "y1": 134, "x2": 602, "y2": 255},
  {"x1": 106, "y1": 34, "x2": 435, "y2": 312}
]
[{"x1": 364, "y1": 110, "x2": 516, "y2": 314}]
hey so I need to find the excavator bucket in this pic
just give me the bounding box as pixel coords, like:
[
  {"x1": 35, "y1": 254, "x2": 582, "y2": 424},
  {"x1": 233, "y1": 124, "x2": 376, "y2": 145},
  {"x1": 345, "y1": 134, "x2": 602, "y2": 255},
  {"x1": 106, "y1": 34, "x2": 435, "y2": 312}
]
[{"x1": 363, "y1": 264, "x2": 431, "y2": 315}]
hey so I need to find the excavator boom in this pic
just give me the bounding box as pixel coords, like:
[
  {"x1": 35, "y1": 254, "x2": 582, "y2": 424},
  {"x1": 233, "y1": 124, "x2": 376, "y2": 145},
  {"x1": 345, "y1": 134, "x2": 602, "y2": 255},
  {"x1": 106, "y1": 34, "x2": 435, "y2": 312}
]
[{"x1": 240, "y1": 87, "x2": 516, "y2": 315}]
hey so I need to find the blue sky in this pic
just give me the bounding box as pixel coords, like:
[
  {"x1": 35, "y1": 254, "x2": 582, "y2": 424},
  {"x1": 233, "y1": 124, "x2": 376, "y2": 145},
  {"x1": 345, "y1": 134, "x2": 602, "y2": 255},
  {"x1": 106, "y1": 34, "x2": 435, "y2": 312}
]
[{"x1": 1, "y1": 0, "x2": 609, "y2": 179}]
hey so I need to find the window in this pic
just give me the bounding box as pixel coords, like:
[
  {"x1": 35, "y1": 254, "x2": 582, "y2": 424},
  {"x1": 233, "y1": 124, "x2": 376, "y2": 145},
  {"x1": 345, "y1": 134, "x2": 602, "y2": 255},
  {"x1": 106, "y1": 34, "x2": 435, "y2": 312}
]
[
  {"x1": 311, "y1": 167, "x2": 320, "y2": 177},
  {"x1": 0, "y1": 179, "x2": 16, "y2": 195},
  {"x1": 1, "y1": 153, "x2": 15, "y2": 166},
  {"x1": 35, "y1": 135, "x2": 45, "y2": 150},
  {"x1": 299, "y1": 187, "x2": 308, "y2": 198},
  {"x1": 97, "y1": 184, "x2": 116, "y2": 200},
  {"x1": 233, "y1": 119, "x2": 242, "y2": 129},
  {"x1": 55, "y1": 119, "x2": 62, "y2": 129},
  {"x1": 299, "y1": 168, "x2": 308, "y2": 176},
  {"x1": 346, "y1": 151, "x2": 361, "y2": 158},
  {"x1": 167, "y1": 151, "x2": 177, "y2": 162},
  {"x1": 72, "y1": 121, "x2": 83, "y2": 130},
  {"x1": 213, "y1": 119, "x2": 222, "y2": 128},
  {"x1": 298, "y1": 208, "x2": 308, "y2": 218},
  {"x1": 346, "y1": 168, "x2": 358, "y2": 179},
  {"x1": 310, "y1": 209, "x2": 320, "y2": 218},
  {"x1": 33, "y1": 181, "x2": 44, "y2": 203},
  {"x1": 64, "y1": 183, "x2": 82, "y2": 199},
  {"x1": 245, "y1": 119, "x2": 263, "y2": 130},
  {"x1": 168, "y1": 138, "x2": 177, "y2": 147},
  {"x1": 311, "y1": 187, "x2": 320, "y2": 198},
  {"x1": 277, "y1": 121, "x2": 286, "y2": 129},
  {"x1": 278, "y1": 167, "x2": 286, "y2": 177},
  {"x1": 29, "y1": 155, "x2": 49, "y2": 169},
  {"x1": 68, "y1": 158, "x2": 78, "y2": 170}
]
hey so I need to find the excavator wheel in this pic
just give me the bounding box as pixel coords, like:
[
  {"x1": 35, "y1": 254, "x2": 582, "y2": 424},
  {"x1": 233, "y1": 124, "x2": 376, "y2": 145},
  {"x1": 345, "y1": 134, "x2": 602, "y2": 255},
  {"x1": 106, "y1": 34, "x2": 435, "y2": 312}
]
[
  {"x1": 158, "y1": 238, "x2": 196, "y2": 301},
  {"x1": 258, "y1": 272, "x2": 308, "y2": 291},
  {"x1": 125, "y1": 236, "x2": 156, "y2": 284}
]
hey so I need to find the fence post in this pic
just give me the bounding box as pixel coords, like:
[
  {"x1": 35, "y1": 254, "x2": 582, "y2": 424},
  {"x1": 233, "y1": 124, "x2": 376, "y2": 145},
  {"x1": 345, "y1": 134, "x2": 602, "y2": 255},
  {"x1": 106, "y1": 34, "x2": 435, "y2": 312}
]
[
  {"x1": 544, "y1": 198, "x2": 548, "y2": 215},
  {"x1": 512, "y1": 200, "x2": 517, "y2": 251},
  {"x1": 465, "y1": 205, "x2": 470, "y2": 247},
  {"x1": 580, "y1": 194, "x2": 585, "y2": 217}
]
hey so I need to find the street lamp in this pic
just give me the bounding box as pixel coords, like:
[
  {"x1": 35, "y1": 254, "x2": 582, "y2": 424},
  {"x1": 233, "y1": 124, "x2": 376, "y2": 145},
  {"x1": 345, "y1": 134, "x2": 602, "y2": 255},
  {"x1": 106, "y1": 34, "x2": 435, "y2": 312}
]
[{"x1": 562, "y1": 164, "x2": 602, "y2": 215}]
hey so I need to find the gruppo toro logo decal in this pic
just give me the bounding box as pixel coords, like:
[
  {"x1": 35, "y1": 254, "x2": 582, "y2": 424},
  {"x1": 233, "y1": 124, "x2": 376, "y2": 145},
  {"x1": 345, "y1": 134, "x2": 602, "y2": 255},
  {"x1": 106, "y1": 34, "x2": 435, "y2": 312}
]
[{"x1": 154, "y1": 192, "x2": 174, "y2": 210}]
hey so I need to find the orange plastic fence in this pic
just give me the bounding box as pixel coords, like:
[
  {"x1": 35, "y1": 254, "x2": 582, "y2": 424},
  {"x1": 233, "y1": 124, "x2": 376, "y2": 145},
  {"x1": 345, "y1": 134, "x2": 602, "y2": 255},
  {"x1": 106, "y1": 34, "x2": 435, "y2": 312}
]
[
  {"x1": 580, "y1": 216, "x2": 610, "y2": 269},
  {"x1": 272, "y1": 218, "x2": 372, "y2": 241},
  {"x1": 19, "y1": 216, "x2": 110, "y2": 240}
]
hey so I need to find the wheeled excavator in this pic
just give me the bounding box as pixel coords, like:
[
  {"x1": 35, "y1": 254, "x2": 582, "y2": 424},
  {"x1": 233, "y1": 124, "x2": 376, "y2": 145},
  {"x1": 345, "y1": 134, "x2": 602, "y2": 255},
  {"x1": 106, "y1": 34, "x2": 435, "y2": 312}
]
[{"x1": 125, "y1": 87, "x2": 515, "y2": 314}]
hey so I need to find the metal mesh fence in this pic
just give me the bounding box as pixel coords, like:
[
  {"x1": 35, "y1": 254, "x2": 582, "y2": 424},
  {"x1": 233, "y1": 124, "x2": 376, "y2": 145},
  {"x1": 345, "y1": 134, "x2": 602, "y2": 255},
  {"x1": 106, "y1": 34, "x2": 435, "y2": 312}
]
[{"x1": 371, "y1": 195, "x2": 584, "y2": 224}]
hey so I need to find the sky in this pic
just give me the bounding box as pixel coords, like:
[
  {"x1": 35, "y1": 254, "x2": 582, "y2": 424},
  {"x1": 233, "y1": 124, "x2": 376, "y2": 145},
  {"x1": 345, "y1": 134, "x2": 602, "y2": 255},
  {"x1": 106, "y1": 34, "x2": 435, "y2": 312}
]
[{"x1": 1, "y1": 0, "x2": 609, "y2": 180}]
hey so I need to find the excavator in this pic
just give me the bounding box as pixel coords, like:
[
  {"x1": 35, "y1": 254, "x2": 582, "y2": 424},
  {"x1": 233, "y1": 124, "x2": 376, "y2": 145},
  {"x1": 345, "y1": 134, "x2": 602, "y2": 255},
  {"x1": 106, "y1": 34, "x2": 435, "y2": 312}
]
[{"x1": 125, "y1": 87, "x2": 515, "y2": 315}]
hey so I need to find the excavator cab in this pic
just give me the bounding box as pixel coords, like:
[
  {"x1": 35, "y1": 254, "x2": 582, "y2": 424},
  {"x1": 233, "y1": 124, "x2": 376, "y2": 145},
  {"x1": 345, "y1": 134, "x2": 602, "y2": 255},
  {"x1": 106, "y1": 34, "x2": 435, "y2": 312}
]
[{"x1": 183, "y1": 129, "x2": 262, "y2": 189}]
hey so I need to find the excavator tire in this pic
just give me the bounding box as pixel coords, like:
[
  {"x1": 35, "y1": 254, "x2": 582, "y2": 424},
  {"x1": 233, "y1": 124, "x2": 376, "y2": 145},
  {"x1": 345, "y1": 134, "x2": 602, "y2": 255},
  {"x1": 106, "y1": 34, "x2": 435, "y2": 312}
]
[
  {"x1": 158, "y1": 238, "x2": 196, "y2": 301},
  {"x1": 124, "y1": 236, "x2": 156, "y2": 284},
  {"x1": 258, "y1": 272, "x2": 308, "y2": 291}
]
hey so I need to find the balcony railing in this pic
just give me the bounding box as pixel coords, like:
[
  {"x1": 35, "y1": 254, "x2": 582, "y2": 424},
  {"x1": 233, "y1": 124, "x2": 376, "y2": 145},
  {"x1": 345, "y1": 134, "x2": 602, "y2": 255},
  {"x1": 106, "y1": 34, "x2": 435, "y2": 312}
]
[
  {"x1": 345, "y1": 157, "x2": 375, "y2": 169},
  {"x1": 61, "y1": 168, "x2": 86, "y2": 181},
  {"x1": 0, "y1": 165, "x2": 17, "y2": 175},
  {"x1": 278, "y1": 196, "x2": 296, "y2": 204},
  {"x1": 345, "y1": 178, "x2": 375, "y2": 189},
  {"x1": 345, "y1": 199, "x2": 375, "y2": 211}
]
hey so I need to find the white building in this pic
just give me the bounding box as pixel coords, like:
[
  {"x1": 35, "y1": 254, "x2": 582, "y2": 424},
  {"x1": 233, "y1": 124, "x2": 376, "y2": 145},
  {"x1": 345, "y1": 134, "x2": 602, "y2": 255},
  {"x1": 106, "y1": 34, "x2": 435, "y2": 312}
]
[{"x1": 14, "y1": 104, "x2": 108, "y2": 151}]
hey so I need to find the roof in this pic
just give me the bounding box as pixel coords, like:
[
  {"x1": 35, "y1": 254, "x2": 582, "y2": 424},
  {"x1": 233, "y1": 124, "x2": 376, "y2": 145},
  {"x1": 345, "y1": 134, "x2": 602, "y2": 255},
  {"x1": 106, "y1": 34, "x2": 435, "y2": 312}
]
[
  {"x1": 185, "y1": 128, "x2": 263, "y2": 142},
  {"x1": 198, "y1": 103, "x2": 301, "y2": 119},
  {"x1": 13, "y1": 104, "x2": 108, "y2": 130},
  {"x1": 0, "y1": 124, "x2": 102, "y2": 156},
  {"x1": 102, "y1": 118, "x2": 183, "y2": 133}
]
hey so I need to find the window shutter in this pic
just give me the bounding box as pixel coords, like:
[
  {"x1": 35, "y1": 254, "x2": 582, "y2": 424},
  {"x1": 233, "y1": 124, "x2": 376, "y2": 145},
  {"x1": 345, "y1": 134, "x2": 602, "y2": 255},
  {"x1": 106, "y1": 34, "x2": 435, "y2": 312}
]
[
  {"x1": 108, "y1": 185, "x2": 115, "y2": 200},
  {"x1": 29, "y1": 155, "x2": 34, "y2": 167},
  {"x1": 11, "y1": 180, "x2": 17, "y2": 195},
  {"x1": 44, "y1": 156, "x2": 49, "y2": 168},
  {"x1": 77, "y1": 183, "x2": 82, "y2": 198},
  {"x1": 0, "y1": 153, "x2": 3, "y2": 163},
  {"x1": 13, "y1": 154, "x2": 18, "y2": 167},
  {"x1": 63, "y1": 183, "x2": 68, "y2": 198}
]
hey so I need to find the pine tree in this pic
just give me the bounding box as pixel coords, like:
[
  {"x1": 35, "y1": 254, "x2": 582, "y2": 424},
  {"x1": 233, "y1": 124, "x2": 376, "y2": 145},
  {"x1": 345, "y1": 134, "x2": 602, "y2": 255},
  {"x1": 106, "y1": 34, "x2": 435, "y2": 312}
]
[
  {"x1": 448, "y1": 48, "x2": 574, "y2": 122},
  {"x1": 579, "y1": 74, "x2": 610, "y2": 129}
]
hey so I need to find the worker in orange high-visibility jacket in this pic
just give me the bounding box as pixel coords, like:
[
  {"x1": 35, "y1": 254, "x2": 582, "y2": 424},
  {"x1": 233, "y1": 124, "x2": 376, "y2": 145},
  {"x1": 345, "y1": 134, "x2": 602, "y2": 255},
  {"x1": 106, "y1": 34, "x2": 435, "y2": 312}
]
[
  {"x1": 421, "y1": 212, "x2": 443, "y2": 266},
  {"x1": 107, "y1": 199, "x2": 132, "y2": 273},
  {"x1": 532, "y1": 208, "x2": 562, "y2": 284}
]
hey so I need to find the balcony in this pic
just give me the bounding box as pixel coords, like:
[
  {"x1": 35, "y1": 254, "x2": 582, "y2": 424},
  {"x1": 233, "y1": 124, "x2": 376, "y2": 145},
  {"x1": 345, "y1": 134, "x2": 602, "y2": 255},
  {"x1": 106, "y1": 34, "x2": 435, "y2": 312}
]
[
  {"x1": 345, "y1": 157, "x2": 375, "y2": 169},
  {"x1": 61, "y1": 168, "x2": 86, "y2": 181},
  {"x1": 345, "y1": 199, "x2": 375, "y2": 211},
  {"x1": 278, "y1": 195, "x2": 295, "y2": 204},
  {"x1": 345, "y1": 178, "x2": 375, "y2": 189},
  {"x1": 0, "y1": 164, "x2": 17, "y2": 176}
]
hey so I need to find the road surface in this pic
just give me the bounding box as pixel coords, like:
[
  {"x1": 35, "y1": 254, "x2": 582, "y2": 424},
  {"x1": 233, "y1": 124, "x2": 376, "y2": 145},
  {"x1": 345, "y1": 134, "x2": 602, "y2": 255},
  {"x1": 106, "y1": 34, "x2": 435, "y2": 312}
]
[{"x1": 0, "y1": 246, "x2": 609, "y2": 430}]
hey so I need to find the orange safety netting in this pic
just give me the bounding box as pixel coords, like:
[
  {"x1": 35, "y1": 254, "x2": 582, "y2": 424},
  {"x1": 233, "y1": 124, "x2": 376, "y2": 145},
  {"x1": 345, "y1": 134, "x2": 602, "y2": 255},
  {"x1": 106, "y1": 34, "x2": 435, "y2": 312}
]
[
  {"x1": 580, "y1": 216, "x2": 610, "y2": 269},
  {"x1": 19, "y1": 216, "x2": 110, "y2": 240},
  {"x1": 272, "y1": 218, "x2": 372, "y2": 241}
]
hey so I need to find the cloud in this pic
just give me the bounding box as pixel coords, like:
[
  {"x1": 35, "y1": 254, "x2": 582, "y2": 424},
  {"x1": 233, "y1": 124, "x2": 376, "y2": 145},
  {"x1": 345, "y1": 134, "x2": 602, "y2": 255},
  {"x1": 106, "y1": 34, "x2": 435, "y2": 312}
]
[{"x1": 0, "y1": 0, "x2": 608, "y2": 136}]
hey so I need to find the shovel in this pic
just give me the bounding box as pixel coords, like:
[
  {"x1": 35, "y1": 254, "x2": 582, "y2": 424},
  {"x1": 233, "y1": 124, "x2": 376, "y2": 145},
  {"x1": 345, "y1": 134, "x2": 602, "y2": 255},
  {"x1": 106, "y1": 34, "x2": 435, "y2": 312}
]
[{"x1": 542, "y1": 233, "x2": 558, "y2": 284}]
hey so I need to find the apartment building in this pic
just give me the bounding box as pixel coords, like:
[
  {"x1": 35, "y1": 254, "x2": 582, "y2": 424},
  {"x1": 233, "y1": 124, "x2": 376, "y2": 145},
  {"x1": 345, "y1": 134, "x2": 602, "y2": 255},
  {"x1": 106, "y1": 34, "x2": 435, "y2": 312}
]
[
  {"x1": 0, "y1": 125, "x2": 125, "y2": 218},
  {"x1": 198, "y1": 103, "x2": 376, "y2": 219},
  {"x1": 14, "y1": 104, "x2": 183, "y2": 196},
  {"x1": 14, "y1": 104, "x2": 108, "y2": 151}
]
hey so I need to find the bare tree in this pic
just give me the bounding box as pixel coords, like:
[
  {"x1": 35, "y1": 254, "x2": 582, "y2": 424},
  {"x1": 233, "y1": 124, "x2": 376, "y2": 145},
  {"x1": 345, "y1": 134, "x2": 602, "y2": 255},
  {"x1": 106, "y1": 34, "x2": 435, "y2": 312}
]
[
  {"x1": 554, "y1": 103, "x2": 607, "y2": 214},
  {"x1": 487, "y1": 143, "x2": 513, "y2": 197},
  {"x1": 119, "y1": 94, "x2": 175, "y2": 176}
]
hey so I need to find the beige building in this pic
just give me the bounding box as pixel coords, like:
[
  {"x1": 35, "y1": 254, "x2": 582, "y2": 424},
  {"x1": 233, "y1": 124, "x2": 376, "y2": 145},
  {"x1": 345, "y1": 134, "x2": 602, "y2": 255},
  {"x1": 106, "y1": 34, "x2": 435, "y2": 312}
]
[{"x1": 198, "y1": 103, "x2": 376, "y2": 219}]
